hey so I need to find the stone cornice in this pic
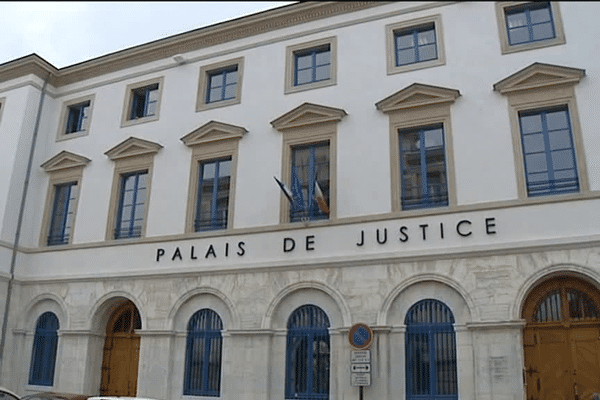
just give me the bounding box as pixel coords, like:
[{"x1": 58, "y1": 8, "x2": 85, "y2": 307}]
[{"x1": 0, "y1": 2, "x2": 386, "y2": 87}]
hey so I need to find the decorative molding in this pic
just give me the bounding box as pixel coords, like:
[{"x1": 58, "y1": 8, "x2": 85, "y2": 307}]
[
  {"x1": 40, "y1": 150, "x2": 91, "y2": 172},
  {"x1": 0, "y1": 3, "x2": 386, "y2": 87},
  {"x1": 271, "y1": 102, "x2": 347, "y2": 130},
  {"x1": 375, "y1": 83, "x2": 460, "y2": 113},
  {"x1": 493, "y1": 63, "x2": 585, "y2": 94},
  {"x1": 180, "y1": 120, "x2": 247, "y2": 147},
  {"x1": 104, "y1": 136, "x2": 163, "y2": 160}
]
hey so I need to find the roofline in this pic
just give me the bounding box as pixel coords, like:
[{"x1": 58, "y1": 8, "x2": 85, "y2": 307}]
[{"x1": 0, "y1": 2, "x2": 386, "y2": 87}]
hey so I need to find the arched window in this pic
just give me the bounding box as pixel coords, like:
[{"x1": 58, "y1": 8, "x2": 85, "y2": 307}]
[
  {"x1": 405, "y1": 299, "x2": 457, "y2": 400},
  {"x1": 184, "y1": 309, "x2": 223, "y2": 397},
  {"x1": 285, "y1": 304, "x2": 330, "y2": 400},
  {"x1": 29, "y1": 312, "x2": 59, "y2": 386}
]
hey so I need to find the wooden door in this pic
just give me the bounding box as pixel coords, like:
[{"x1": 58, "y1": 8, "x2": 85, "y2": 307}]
[
  {"x1": 523, "y1": 277, "x2": 600, "y2": 400},
  {"x1": 100, "y1": 300, "x2": 141, "y2": 396}
]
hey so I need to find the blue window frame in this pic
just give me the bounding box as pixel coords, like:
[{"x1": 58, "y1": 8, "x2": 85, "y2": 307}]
[
  {"x1": 505, "y1": 2, "x2": 556, "y2": 45},
  {"x1": 286, "y1": 305, "x2": 330, "y2": 400},
  {"x1": 405, "y1": 299, "x2": 457, "y2": 400},
  {"x1": 184, "y1": 309, "x2": 223, "y2": 397},
  {"x1": 65, "y1": 101, "x2": 90, "y2": 133},
  {"x1": 207, "y1": 67, "x2": 238, "y2": 103},
  {"x1": 294, "y1": 45, "x2": 331, "y2": 86},
  {"x1": 399, "y1": 124, "x2": 448, "y2": 210},
  {"x1": 290, "y1": 142, "x2": 329, "y2": 222},
  {"x1": 195, "y1": 158, "x2": 231, "y2": 231},
  {"x1": 47, "y1": 182, "x2": 78, "y2": 246},
  {"x1": 394, "y1": 23, "x2": 437, "y2": 67},
  {"x1": 114, "y1": 171, "x2": 147, "y2": 239},
  {"x1": 129, "y1": 83, "x2": 158, "y2": 119},
  {"x1": 519, "y1": 106, "x2": 579, "y2": 196},
  {"x1": 29, "y1": 312, "x2": 59, "y2": 386}
]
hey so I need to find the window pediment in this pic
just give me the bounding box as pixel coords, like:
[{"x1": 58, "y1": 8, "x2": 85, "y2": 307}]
[
  {"x1": 41, "y1": 150, "x2": 90, "y2": 172},
  {"x1": 180, "y1": 121, "x2": 247, "y2": 147},
  {"x1": 104, "y1": 136, "x2": 163, "y2": 160},
  {"x1": 493, "y1": 63, "x2": 585, "y2": 94},
  {"x1": 375, "y1": 83, "x2": 460, "y2": 113},
  {"x1": 271, "y1": 102, "x2": 347, "y2": 131}
]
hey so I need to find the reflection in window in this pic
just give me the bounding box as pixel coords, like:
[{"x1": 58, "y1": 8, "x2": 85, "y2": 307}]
[
  {"x1": 47, "y1": 182, "x2": 78, "y2": 245},
  {"x1": 207, "y1": 67, "x2": 238, "y2": 103},
  {"x1": 129, "y1": 84, "x2": 159, "y2": 119},
  {"x1": 65, "y1": 102, "x2": 90, "y2": 133},
  {"x1": 399, "y1": 124, "x2": 448, "y2": 210},
  {"x1": 115, "y1": 171, "x2": 148, "y2": 239},
  {"x1": 290, "y1": 142, "x2": 330, "y2": 222},
  {"x1": 505, "y1": 2, "x2": 556, "y2": 45},
  {"x1": 294, "y1": 45, "x2": 331, "y2": 86},
  {"x1": 394, "y1": 23, "x2": 437, "y2": 66},
  {"x1": 195, "y1": 158, "x2": 231, "y2": 231},
  {"x1": 519, "y1": 106, "x2": 578, "y2": 196}
]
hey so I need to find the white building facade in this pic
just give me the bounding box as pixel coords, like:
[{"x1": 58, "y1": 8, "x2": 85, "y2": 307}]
[{"x1": 0, "y1": 2, "x2": 599, "y2": 399}]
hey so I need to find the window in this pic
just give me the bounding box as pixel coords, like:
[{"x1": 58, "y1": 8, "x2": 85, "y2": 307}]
[
  {"x1": 184, "y1": 309, "x2": 223, "y2": 397},
  {"x1": 294, "y1": 45, "x2": 330, "y2": 86},
  {"x1": 130, "y1": 84, "x2": 158, "y2": 120},
  {"x1": 519, "y1": 107, "x2": 579, "y2": 196},
  {"x1": 405, "y1": 299, "x2": 457, "y2": 400},
  {"x1": 56, "y1": 94, "x2": 95, "y2": 141},
  {"x1": 386, "y1": 15, "x2": 445, "y2": 75},
  {"x1": 66, "y1": 101, "x2": 90, "y2": 134},
  {"x1": 181, "y1": 120, "x2": 245, "y2": 233},
  {"x1": 495, "y1": 2, "x2": 565, "y2": 54},
  {"x1": 285, "y1": 37, "x2": 337, "y2": 94},
  {"x1": 47, "y1": 182, "x2": 78, "y2": 245},
  {"x1": 40, "y1": 151, "x2": 89, "y2": 246},
  {"x1": 105, "y1": 136, "x2": 161, "y2": 240},
  {"x1": 290, "y1": 142, "x2": 330, "y2": 222},
  {"x1": 197, "y1": 58, "x2": 244, "y2": 111},
  {"x1": 493, "y1": 63, "x2": 588, "y2": 200},
  {"x1": 195, "y1": 158, "x2": 232, "y2": 231},
  {"x1": 271, "y1": 102, "x2": 346, "y2": 223},
  {"x1": 121, "y1": 77, "x2": 164, "y2": 127},
  {"x1": 29, "y1": 312, "x2": 59, "y2": 386},
  {"x1": 376, "y1": 83, "x2": 459, "y2": 213},
  {"x1": 285, "y1": 305, "x2": 330, "y2": 400},
  {"x1": 114, "y1": 171, "x2": 147, "y2": 239},
  {"x1": 399, "y1": 124, "x2": 448, "y2": 210}
]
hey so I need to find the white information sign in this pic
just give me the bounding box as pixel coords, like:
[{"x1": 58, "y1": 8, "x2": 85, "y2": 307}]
[
  {"x1": 351, "y1": 364, "x2": 371, "y2": 373},
  {"x1": 351, "y1": 350, "x2": 370, "y2": 363},
  {"x1": 351, "y1": 372, "x2": 371, "y2": 387}
]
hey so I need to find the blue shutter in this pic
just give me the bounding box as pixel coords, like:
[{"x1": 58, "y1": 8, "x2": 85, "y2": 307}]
[
  {"x1": 29, "y1": 312, "x2": 59, "y2": 386},
  {"x1": 184, "y1": 309, "x2": 223, "y2": 396},
  {"x1": 405, "y1": 299, "x2": 457, "y2": 400},
  {"x1": 285, "y1": 305, "x2": 330, "y2": 400}
]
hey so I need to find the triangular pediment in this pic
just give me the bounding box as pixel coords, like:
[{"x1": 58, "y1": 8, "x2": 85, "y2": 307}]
[
  {"x1": 180, "y1": 121, "x2": 247, "y2": 147},
  {"x1": 41, "y1": 151, "x2": 90, "y2": 172},
  {"x1": 375, "y1": 83, "x2": 460, "y2": 113},
  {"x1": 271, "y1": 102, "x2": 347, "y2": 130},
  {"x1": 104, "y1": 136, "x2": 163, "y2": 160},
  {"x1": 494, "y1": 63, "x2": 585, "y2": 94}
]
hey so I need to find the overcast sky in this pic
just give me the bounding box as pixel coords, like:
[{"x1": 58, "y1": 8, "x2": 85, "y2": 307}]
[{"x1": 0, "y1": 2, "x2": 294, "y2": 68}]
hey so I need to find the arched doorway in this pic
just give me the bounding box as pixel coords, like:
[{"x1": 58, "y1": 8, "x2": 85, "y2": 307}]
[
  {"x1": 100, "y1": 300, "x2": 141, "y2": 396},
  {"x1": 522, "y1": 276, "x2": 600, "y2": 400}
]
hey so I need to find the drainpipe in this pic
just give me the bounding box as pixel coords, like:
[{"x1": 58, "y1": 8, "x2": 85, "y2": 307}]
[{"x1": 0, "y1": 73, "x2": 50, "y2": 378}]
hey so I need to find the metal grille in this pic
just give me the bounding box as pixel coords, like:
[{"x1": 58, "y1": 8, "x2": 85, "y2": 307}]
[
  {"x1": 184, "y1": 309, "x2": 223, "y2": 397},
  {"x1": 29, "y1": 312, "x2": 59, "y2": 386},
  {"x1": 405, "y1": 299, "x2": 457, "y2": 400},
  {"x1": 534, "y1": 287, "x2": 600, "y2": 322},
  {"x1": 286, "y1": 305, "x2": 330, "y2": 400},
  {"x1": 534, "y1": 289, "x2": 562, "y2": 322},
  {"x1": 567, "y1": 288, "x2": 600, "y2": 320}
]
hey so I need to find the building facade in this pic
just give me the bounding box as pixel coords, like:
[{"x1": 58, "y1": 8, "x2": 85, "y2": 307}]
[{"x1": 0, "y1": 2, "x2": 599, "y2": 399}]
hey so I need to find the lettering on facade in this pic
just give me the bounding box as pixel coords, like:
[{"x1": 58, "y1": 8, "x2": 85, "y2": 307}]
[{"x1": 155, "y1": 217, "x2": 497, "y2": 262}]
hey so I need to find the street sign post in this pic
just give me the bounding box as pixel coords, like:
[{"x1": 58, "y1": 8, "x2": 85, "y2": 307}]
[{"x1": 348, "y1": 323, "x2": 373, "y2": 400}]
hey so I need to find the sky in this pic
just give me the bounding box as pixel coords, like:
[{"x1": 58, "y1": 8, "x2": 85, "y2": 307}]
[{"x1": 0, "y1": 2, "x2": 294, "y2": 69}]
